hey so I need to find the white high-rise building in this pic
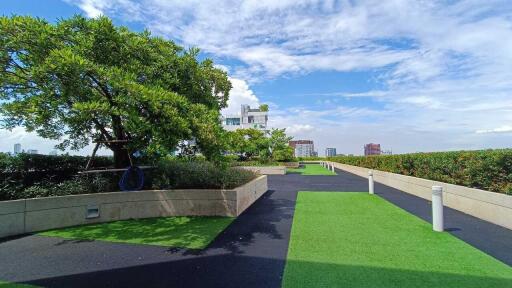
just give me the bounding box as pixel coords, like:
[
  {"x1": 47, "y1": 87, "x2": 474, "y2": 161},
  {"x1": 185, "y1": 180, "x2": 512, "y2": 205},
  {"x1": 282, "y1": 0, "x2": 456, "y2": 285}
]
[
  {"x1": 14, "y1": 143, "x2": 21, "y2": 154},
  {"x1": 222, "y1": 104, "x2": 268, "y2": 131}
]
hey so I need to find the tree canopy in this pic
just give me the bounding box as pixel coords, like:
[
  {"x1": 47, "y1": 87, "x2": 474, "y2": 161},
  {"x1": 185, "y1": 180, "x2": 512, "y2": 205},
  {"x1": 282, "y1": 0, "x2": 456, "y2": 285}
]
[
  {"x1": 0, "y1": 15, "x2": 231, "y2": 167},
  {"x1": 226, "y1": 128, "x2": 294, "y2": 162}
]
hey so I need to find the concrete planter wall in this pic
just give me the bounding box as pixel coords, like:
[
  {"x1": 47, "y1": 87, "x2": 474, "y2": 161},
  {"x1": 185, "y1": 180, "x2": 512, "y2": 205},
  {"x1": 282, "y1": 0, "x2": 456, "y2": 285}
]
[
  {"x1": 331, "y1": 162, "x2": 512, "y2": 230},
  {"x1": 282, "y1": 162, "x2": 300, "y2": 168},
  {"x1": 0, "y1": 175, "x2": 268, "y2": 239},
  {"x1": 240, "y1": 166, "x2": 286, "y2": 175}
]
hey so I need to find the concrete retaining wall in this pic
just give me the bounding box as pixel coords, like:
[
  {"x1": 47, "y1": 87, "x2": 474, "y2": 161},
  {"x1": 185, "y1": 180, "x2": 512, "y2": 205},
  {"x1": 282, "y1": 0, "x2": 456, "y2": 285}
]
[
  {"x1": 0, "y1": 176, "x2": 268, "y2": 238},
  {"x1": 330, "y1": 162, "x2": 512, "y2": 230},
  {"x1": 240, "y1": 166, "x2": 286, "y2": 175}
]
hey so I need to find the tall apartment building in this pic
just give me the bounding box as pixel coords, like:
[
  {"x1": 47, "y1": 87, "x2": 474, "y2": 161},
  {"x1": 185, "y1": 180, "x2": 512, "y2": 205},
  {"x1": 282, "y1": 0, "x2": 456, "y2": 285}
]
[
  {"x1": 14, "y1": 143, "x2": 21, "y2": 155},
  {"x1": 325, "y1": 147, "x2": 337, "y2": 157},
  {"x1": 364, "y1": 143, "x2": 381, "y2": 156},
  {"x1": 289, "y1": 140, "x2": 315, "y2": 157},
  {"x1": 222, "y1": 104, "x2": 268, "y2": 131}
]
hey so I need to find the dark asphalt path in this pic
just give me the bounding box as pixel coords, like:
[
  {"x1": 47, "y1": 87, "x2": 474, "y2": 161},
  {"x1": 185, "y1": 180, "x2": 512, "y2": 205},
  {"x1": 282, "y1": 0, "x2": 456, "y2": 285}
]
[{"x1": 0, "y1": 169, "x2": 511, "y2": 288}]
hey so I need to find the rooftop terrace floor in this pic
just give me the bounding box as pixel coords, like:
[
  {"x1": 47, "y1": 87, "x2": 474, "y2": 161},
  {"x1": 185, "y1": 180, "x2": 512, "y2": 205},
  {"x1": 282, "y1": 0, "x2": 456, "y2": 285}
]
[{"x1": 0, "y1": 167, "x2": 511, "y2": 287}]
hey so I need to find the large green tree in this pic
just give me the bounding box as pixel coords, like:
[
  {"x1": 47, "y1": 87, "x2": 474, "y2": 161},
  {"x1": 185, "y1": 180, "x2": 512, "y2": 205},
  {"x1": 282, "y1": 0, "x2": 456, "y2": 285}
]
[{"x1": 0, "y1": 15, "x2": 231, "y2": 167}]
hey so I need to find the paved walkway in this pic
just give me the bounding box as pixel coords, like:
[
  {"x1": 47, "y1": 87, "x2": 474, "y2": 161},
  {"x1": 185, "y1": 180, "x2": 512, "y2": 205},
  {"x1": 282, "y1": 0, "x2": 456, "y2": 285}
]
[{"x1": 0, "y1": 169, "x2": 511, "y2": 287}]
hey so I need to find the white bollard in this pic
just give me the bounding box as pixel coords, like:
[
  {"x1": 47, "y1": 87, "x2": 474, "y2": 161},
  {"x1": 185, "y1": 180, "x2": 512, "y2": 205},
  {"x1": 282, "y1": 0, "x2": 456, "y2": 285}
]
[
  {"x1": 432, "y1": 186, "x2": 444, "y2": 232},
  {"x1": 331, "y1": 163, "x2": 335, "y2": 172},
  {"x1": 368, "y1": 170, "x2": 374, "y2": 194}
]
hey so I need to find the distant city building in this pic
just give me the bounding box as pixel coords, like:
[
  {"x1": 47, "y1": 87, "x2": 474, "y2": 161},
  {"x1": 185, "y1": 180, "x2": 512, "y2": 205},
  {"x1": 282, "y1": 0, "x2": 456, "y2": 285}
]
[
  {"x1": 222, "y1": 104, "x2": 268, "y2": 131},
  {"x1": 26, "y1": 149, "x2": 38, "y2": 154},
  {"x1": 289, "y1": 140, "x2": 315, "y2": 157},
  {"x1": 325, "y1": 148, "x2": 337, "y2": 157},
  {"x1": 381, "y1": 149, "x2": 393, "y2": 155},
  {"x1": 49, "y1": 150, "x2": 58, "y2": 156},
  {"x1": 364, "y1": 143, "x2": 381, "y2": 156},
  {"x1": 14, "y1": 143, "x2": 21, "y2": 154}
]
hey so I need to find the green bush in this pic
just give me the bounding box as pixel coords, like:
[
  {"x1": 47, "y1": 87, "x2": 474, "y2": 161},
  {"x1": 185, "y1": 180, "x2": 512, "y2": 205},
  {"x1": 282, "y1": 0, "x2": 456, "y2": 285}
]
[
  {"x1": 153, "y1": 159, "x2": 257, "y2": 189},
  {"x1": 1, "y1": 154, "x2": 257, "y2": 200},
  {"x1": 0, "y1": 153, "x2": 116, "y2": 201},
  {"x1": 17, "y1": 174, "x2": 117, "y2": 199},
  {"x1": 329, "y1": 149, "x2": 512, "y2": 194}
]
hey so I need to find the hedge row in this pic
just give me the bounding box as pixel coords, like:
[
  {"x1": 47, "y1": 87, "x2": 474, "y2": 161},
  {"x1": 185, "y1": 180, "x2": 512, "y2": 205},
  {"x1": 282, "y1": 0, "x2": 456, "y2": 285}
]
[
  {"x1": 0, "y1": 153, "x2": 114, "y2": 201},
  {"x1": 328, "y1": 149, "x2": 512, "y2": 195},
  {"x1": 1, "y1": 154, "x2": 258, "y2": 201}
]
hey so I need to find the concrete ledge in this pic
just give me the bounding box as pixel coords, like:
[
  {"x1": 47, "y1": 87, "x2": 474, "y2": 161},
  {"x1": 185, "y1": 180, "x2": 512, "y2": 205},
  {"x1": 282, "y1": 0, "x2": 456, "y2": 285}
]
[
  {"x1": 331, "y1": 162, "x2": 512, "y2": 230},
  {"x1": 282, "y1": 162, "x2": 300, "y2": 168},
  {"x1": 240, "y1": 166, "x2": 286, "y2": 175},
  {"x1": 0, "y1": 176, "x2": 268, "y2": 238}
]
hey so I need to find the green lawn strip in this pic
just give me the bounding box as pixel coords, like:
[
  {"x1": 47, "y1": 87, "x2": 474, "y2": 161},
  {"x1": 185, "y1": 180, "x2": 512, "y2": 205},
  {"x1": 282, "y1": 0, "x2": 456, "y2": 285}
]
[
  {"x1": 0, "y1": 281, "x2": 38, "y2": 288},
  {"x1": 287, "y1": 164, "x2": 336, "y2": 175},
  {"x1": 283, "y1": 192, "x2": 512, "y2": 288},
  {"x1": 39, "y1": 216, "x2": 234, "y2": 249}
]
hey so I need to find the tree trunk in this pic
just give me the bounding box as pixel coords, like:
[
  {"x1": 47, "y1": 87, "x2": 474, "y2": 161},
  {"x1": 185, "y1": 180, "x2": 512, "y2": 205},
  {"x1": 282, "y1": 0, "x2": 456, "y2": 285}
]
[
  {"x1": 112, "y1": 145, "x2": 131, "y2": 168},
  {"x1": 110, "y1": 114, "x2": 131, "y2": 168}
]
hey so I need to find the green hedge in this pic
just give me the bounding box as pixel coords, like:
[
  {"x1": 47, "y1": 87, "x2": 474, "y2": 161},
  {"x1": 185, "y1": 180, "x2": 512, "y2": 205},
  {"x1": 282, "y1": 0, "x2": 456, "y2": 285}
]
[
  {"x1": 153, "y1": 159, "x2": 257, "y2": 189},
  {"x1": 0, "y1": 153, "x2": 115, "y2": 200},
  {"x1": 1, "y1": 154, "x2": 257, "y2": 200},
  {"x1": 328, "y1": 149, "x2": 512, "y2": 195}
]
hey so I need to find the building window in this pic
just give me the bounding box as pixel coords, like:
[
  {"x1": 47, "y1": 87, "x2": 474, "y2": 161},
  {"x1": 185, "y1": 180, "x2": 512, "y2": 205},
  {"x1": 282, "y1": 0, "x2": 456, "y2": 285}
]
[
  {"x1": 248, "y1": 116, "x2": 254, "y2": 123},
  {"x1": 226, "y1": 118, "x2": 240, "y2": 125}
]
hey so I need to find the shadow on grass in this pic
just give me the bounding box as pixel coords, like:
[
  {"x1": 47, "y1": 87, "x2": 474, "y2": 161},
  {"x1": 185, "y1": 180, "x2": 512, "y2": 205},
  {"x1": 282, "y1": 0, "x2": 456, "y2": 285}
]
[
  {"x1": 172, "y1": 190, "x2": 295, "y2": 256},
  {"x1": 40, "y1": 216, "x2": 234, "y2": 249},
  {"x1": 37, "y1": 189, "x2": 292, "y2": 255},
  {"x1": 16, "y1": 256, "x2": 512, "y2": 288},
  {"x1": 282, "y1": 260, "x2": 512, "y2": 288}
]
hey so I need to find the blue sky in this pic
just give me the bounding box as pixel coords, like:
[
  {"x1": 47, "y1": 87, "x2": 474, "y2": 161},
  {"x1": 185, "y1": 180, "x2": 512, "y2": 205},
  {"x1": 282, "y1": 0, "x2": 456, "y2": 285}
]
[{"x1": 1, "y1": 0, "x2": 512, "y2": 156}]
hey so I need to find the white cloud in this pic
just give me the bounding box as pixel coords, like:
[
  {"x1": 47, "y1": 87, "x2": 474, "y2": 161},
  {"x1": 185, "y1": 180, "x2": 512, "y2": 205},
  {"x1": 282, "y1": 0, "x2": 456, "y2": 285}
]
[
  {"x1": 58, "y1": 1, "x2": 512, "y2": 154},
  {"x1": 286, "y1": 124, "x2": 314, "y2": 135},
  {"x1": 400, "y1": 96, "x2": 442, "y2": 109},
  {"x1": 476, "y1": 126, "x2": 512, "y2": 134},
  {"x1": 221, "y1": 77, "x2": 260, "y2": 115},
  {"x1": 73, "y1": 0, "x2": 105, "y2": 18}
]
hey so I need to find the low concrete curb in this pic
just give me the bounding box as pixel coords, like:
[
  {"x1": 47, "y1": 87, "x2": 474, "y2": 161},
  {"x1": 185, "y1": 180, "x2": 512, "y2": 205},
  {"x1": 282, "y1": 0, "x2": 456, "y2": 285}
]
[
  {"x1": 0, "y1": 175, "x2": 268, "y2": 238},
  {"x1": 331, "y1": 162, "x2": 512, "y2": 230}
]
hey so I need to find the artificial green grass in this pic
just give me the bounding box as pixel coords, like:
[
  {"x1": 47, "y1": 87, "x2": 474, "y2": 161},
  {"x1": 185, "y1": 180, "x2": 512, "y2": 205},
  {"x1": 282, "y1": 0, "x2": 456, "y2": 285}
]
[
  {"x1": 287, "y1": 164, "x2": 336, "y2": 175},
  {"x1": 39, "y1": 216, "x2": 234, "y2": 249},
  {"x1": 0, "y1": 281, "x2": 38, "y2": 288},
  {"x1": 282, "y1": 192, "x2": 512, "y2": 288}
]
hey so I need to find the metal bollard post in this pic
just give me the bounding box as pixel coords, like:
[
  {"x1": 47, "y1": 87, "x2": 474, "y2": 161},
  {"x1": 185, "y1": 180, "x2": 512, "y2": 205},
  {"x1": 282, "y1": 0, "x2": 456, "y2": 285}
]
[
  {"x1": 432, "y1": 186, "x2": 444, "y2": 232},
  {"x1": 368, "y1": 170, "x2": 374, "y2": 194},
  {"x1": 331, "y1": 163, "x2": 335, "y2": 172}
]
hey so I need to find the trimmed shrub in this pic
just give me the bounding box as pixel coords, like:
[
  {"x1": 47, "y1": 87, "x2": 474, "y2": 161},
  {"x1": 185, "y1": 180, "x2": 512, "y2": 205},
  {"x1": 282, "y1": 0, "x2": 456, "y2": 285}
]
[
  {"x1": 329, "y1": 149, "x2": 512, "y2": 195},
  {"x1": 153, "y1": 159, "x2": 257, "y2": 189},
  {"x1": 16, "y1": 174, "x2": 117, "y2": 199},
  {"x1": 0, "y1": 153, "x2": 115, "y2": 201}
]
